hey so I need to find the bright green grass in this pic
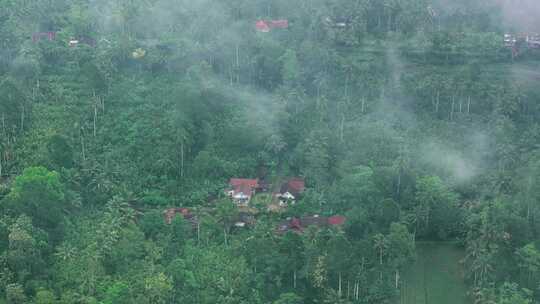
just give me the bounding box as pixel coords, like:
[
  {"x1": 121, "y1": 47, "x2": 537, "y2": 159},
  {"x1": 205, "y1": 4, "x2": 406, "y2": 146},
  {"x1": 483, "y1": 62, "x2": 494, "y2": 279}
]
[{"x1": 399, "y1": 242, "x2": 470, "y2": 304}]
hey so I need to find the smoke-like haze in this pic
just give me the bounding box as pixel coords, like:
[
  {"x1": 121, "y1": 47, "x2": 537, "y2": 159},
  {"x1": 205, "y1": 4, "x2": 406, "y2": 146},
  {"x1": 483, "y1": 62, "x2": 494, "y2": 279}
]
[
  {"x1": 435, "y1": 0, "x2": 540, "y2": 31},
  {"x1": 497, "y1": 0, "x2": 540, "y2": 32},
  {"x1": 82, "y1": 0, "x2": 524, "y2": 185},
  {"x1": 419, "y1": 131, "x2": 492, "y2": 184}
]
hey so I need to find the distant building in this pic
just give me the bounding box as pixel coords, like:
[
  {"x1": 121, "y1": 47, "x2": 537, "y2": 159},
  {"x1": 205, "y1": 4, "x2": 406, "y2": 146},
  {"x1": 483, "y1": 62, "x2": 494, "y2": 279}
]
[
  {"x1": 234, "y1": 212, "x2": 256, "y2": 228},
  {"x1": 504, "y1": 33, "x2": 516, "y2": 48},
  {"x1": 227, "y1": 178, "x2": 259, "y2": 206},
  {"x1": 527, "y1": 34, "x2": 540, "y2": 49},
  {"x1": 256, "y1": 20, "x2": 271, "y2": 32},
  {"x1": 277, "y1": 215, "x2": 346, "y2": 234},
  {"x1": 427, "y1": 5, "x2": 438, "y2": 18},
  {"x1": 32, "y1": 32, "x2": 56, "y2": 43},
  {"x1": 256, "y1": 178, "x2": 271, "y2": 193},
  {"x1": 504, "y1": 33, "x2": 540, "y2": 49},
  {"x1": 276, "y1": 177, "x2": 305, "y2": 206},
  {"x1": 163, "y1": 208, "x2": 198, "y2": 228},
  {"x1": 132, "y1": 48, "x2": 146, "y2": 59},
  {"x1": 269, "y1": 20, "x2": 289, "y2": 29},
  {"x1": 503, "y1": 33, "x2": 540, "y2": 58},
  {"x1": 324, "y1": 17, "x2": 350, "y2": 28},
  {"x1": 255, "y1": 20, "x2": 289, "y2": 32},
  {"x1": 69, "y1": 36, "x2": 96, "y2": 47}
]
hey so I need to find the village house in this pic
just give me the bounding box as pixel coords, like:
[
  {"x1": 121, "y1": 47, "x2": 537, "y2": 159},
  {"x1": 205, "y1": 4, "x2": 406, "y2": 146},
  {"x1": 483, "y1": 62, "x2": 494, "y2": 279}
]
[
  {"x1": 255, "y1": 19, "x2": 289, "y2": 32},
  {"x1": 233, "y1": 212, "x2": 256, "y2": 228},
  {"x1": 227, "y1": 178, "x2": 259, "y2": 206},
  {"x1": 504, "y1": 33, "x2": 540, "y2": 49},
  {"x1": 32, "y1": 32, "x2": 56, "y2": 43},
  {"x1": 324, "y1": 16, "x2": 350, "y2": 28},
  {"x1": 276, "y1": 177, "x2": 305, "y2": 206},
  {"x1": 277, "y1": 215, "x2": 346, "y2": 234},
  {"x1": 527, "y1": 34, "x2": 540, "y2": 49},
  {"x1": 69, "y1": 36, "x2": 97, "y2": 47},
  {"x1": 163, "y1": 208, "x2": 198, "y2": 228}
]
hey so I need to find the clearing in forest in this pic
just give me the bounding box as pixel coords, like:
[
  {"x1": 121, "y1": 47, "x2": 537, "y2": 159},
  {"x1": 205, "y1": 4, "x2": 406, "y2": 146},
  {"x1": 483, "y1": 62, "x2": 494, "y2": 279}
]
[{"x1": 399, "y1": 242, "x2": 470, "y2": 304}]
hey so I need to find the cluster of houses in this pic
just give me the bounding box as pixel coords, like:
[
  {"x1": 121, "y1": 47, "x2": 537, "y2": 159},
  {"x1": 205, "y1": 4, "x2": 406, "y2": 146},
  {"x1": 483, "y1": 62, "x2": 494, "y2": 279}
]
[
  {"x1": 323, "y1": 17, "x2": 351, "y2": 28},
  {"x1": 32, "y1": 31, "x2": 56, "y2": 42},
  {"x1": 277, "y1": 215, "x2": 346, "y2": 234},
  {"x1": 504, "y1": 33, "x2": 540, "y2": 49},
  {"x1": 162, "y1": 176, "x2": 345, "y2": 234},
  {"x1": 31, "y1": 31, "x2": 98, "y2": 47},
  {"x1": 163, "y1": 208, "x2": 198, "y2": 226},
  {"x1": 163, "y1": 207, "x2": 256, "y2": 229},
  {"x1": 162, "y1": 206, "x2": 346, "y2": 234},
  {"x1": 255, "y1": 17, "x2": 352, "y2": 32},
  {"x1": 226, "y1": 177, "x2": 306, "y2": 208}
]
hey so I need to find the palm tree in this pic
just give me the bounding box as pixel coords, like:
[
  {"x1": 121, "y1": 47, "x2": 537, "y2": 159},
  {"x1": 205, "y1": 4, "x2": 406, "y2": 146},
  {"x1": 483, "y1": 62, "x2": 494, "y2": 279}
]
[
  {"x1": 373, "y1": 234, "x2": 388, "y2": 266},
  {"x1": 400, "y1": 212, "x2": 417, "y2": 245},
  {"x1": 373, "y1": 233, "x2": 389, "y2": 281},
  {"x1": 465, "y1": 239, "x2": 485, "y2": 286},
  {"x1": 472, "y1": 250, "x2": 493, "y2": 287},
  {"x1": 216, "y1": 199, "x2": 238, "y2": 246}
]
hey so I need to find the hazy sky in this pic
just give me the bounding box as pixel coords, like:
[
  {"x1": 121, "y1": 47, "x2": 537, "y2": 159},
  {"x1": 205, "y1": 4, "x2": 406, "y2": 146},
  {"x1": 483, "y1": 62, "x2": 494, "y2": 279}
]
[{"x1": 498, "y1": 0, "x2": 540, "y2": 31}]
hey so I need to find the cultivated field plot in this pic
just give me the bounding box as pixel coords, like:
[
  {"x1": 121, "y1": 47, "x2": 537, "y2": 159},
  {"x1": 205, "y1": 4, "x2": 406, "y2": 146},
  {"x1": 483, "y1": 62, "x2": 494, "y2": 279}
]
[{"x1": 399, "y1": 242, "x2": 469, "y2": 304}]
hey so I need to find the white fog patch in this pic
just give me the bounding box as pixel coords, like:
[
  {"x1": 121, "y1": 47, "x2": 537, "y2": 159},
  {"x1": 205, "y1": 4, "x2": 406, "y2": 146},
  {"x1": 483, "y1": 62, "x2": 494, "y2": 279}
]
[
  {"x1": 420, "y1": 131, "x2": 492, "y2": 184},
  {"x1": 421, "y1": 141, "x2": 478, "y2": 183}
]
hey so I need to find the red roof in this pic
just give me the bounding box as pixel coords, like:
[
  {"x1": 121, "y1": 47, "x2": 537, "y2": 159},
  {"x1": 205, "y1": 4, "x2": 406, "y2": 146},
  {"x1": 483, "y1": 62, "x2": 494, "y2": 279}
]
[
  {"x1": 32, "y1": 32, "x2": 56, "y2": 42},
  {"x1": 287, "y1": 178, "x2": 305, "y2": 194},
  {"x1": 256, "y1": 20, "x2": 270, "y2": 32},
  {"x1": 164, "y1": 208, "x2": 194, "y2": 224},
  {"x1": 277, "y1": 215, "x2": 346, "y2": 234},
  {"x1": 256, "y1": 20, "x2": 289, "y2": 32},
  {"x1": 230, "y1": 178, "x2": 259, "y2": 188},
  {"x1": 229, "y1": 178, "x2": 259, "y2": 198},
  {"x1": 328, "y1": 216, "x2": 346, "y2": 226},
  {"x1": 290, "y1": 218, "x2": 302, "y2": 230},
  {"x1": 280, "y1": 178, "x2": 305, "y2": 197},
  {"x1": 270, "y1": 20, "x2": 289, "y2": 28}
]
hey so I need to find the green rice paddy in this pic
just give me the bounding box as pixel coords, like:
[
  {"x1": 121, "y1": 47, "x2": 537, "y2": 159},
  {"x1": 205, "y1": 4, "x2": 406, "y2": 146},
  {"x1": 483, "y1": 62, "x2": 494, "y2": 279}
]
[{"x1": 399, "y1": 242, "x2": 470, "y2": 304}]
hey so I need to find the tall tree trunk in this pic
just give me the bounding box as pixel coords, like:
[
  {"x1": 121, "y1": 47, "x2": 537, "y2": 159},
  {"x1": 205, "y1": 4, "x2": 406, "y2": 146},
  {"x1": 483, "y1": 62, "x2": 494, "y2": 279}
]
[
  {"x1": 450, "y1": 95, "x2": 455, "y2": 120},
  {"x1": 81, "y1": 129, "x2": 86, "y2": 161},
  {"x1": 435, "y1": 90, "x2": 440, "y2": 113},
  {"x1": 379, "y1": 247, "x2": 383, "y2": 281},
  {"x1": 355, "y1": 280, "x2": 359, "y2": 300},
  {"x1": 93, "y1": 103, "x2": 97, "y2": 137},
  {"x1": 235, "y1": 44, "x2": 240, "y2": 84},
  {"x1": 197, "y1": 222, "x2": 200, "y2": 244},
  {"x1": 425, "y1": 208, "x2": 430, "y2": 230},
  {"x1": 20, "y1": 104, "x2": 24, "y2": 132},
  {"x1": 180, "y1": 141, "x2": 184, "y2": 178},
  {"x1": 338, "y1": 272, "x2": 342, "y2": 297},
  {"x1": 397, "y1": 167, "x2": 402, "y2": 197},
  {"x1": 344, "y1": 73, "x2": 349, "y2": 99},
  {"x1": 340, "y1": 114, "x2": 345, "y2": 142},
  {"x1": 527, "y1": 175, "x2": 533, "y2": 221}
]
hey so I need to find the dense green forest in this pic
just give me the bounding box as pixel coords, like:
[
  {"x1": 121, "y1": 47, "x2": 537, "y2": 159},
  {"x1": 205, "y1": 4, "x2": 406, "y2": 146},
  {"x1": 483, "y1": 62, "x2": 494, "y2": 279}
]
[{"x1": 1, "y1": 0, "x2": 540, "y2": 303}]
